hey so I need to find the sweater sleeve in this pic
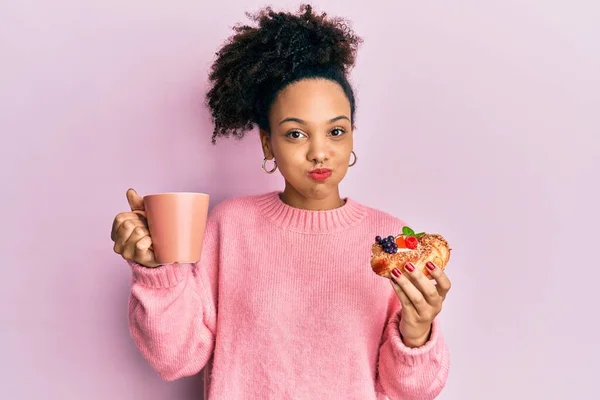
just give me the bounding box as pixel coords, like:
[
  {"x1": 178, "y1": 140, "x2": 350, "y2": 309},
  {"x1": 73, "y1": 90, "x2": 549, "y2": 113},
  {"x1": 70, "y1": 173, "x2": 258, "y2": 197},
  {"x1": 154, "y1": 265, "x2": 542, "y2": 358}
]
[
  {"x1": 375, "y1": 292, "x2": 450, "y2": 400},
  {"x1": 126, "y1": 213, "x2": 220, "y2": 381}
]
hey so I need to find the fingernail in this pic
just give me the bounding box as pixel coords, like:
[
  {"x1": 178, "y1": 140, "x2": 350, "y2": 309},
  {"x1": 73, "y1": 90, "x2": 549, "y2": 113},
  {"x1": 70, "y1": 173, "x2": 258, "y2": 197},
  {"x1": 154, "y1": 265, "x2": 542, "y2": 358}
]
[
  {"x1": 392, "y1": 268, "x2": 401, "y2": 277},
  {"x1": 426, "y1": 262, "x2": 436, "y2": 271},
  {"x1": 405, "y1": 263, "x2": 415, "y2": 272}
]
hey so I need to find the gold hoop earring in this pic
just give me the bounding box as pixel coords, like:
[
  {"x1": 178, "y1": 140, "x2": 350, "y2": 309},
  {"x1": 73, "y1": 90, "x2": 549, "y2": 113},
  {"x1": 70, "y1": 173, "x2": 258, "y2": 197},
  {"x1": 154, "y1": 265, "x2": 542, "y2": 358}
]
[
  {"x1": 262, "y1": 158, "x2": 277, "y2": 174},
  {"x1": 349, "y1": 151, "x2": 357, "y2": 167}
]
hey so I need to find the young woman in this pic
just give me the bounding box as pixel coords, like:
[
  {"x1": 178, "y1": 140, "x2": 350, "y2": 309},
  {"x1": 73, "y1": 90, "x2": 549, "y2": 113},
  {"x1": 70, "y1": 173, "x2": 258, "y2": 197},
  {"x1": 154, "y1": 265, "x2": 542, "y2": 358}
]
[{"x1": 111, "y1": 5, "x2": 451, "y2": 399}]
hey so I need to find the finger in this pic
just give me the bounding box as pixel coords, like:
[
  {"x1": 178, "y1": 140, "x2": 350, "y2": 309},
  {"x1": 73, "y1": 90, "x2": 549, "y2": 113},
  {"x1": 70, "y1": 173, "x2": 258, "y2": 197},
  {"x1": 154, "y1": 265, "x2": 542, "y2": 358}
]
[
  {"x1": 391, "y1": 267, "x2": 429, "y2": 316},
  {"x1": 425, "y1": 261, "x2": 452, "y2": 299},
  {"x1": 115, "y1": 218, "x2": 145, "y2": 241},
  {"x1": 111, "y1": 212, "x2": 144, "y2": 241},
  {"x1": 134, "y1": 236, "x2": 158, "y2": 267},
  {"x1": 126, "y1": 188, "x2": 145, "y2": 212},
  {"x1": 390, "y1": 277, "x2": 416, "y2": 311},
  {"x1": 121, "y1": 226, "x2": 150, "y2": 260},
  {"x1": 113, "y1": 219, "x2": 145, "y2": 254},
  {"x1": 404, "y1": 262, "x2": 442, "y2": 306}
]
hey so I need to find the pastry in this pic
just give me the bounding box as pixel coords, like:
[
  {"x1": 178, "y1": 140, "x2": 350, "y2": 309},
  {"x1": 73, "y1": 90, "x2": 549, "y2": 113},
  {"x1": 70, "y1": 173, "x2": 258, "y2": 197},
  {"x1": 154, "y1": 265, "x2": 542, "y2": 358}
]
[{"x1": 370, "y1": 226, "x2": 451, "y2": 279}]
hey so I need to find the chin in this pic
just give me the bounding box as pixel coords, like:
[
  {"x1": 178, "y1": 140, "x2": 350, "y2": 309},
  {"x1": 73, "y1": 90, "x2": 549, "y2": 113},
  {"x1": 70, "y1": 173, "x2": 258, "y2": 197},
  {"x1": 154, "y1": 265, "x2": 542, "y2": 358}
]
[{"x1": 301, "y1": 183, "x2": 339, "y2": 200}]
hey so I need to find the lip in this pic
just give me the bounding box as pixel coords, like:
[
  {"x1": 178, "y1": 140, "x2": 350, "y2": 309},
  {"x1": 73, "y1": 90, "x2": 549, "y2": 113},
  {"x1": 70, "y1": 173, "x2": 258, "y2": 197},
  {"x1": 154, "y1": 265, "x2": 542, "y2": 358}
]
[{"x1": 308, "y1": 168, "x2": 332, "y2": 181}]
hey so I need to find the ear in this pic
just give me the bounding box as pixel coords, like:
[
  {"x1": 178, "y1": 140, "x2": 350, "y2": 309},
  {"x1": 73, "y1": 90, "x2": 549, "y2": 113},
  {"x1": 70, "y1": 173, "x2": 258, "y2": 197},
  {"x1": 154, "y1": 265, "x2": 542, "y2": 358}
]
[{"x1": 259, "y1": 129, "x2": 273, "y2": 159}]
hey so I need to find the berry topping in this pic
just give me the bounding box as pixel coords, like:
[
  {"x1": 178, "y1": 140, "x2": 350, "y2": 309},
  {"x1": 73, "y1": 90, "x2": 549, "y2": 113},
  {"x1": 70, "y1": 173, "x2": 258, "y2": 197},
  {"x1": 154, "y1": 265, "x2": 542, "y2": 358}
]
[
  {"x1": 376, "y1": 235, "x2": 399, "y2": 254},
  {"x1": 375, "y1": 226, "x2": 426, "y2": 254},
  {"x1": 405, "y1": 236, "x2": 418, "y2": 249},
  {"x1": 395, "y1": 235, "x2": 406, "y2": 248}
]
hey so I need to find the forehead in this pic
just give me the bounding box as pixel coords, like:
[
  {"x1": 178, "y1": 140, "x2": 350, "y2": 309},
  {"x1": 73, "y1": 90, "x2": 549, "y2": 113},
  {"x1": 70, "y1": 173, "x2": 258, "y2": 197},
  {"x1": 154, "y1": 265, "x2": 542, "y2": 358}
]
[{"x1": 270, "y1": 78, "x2": 351, "y2": 122}]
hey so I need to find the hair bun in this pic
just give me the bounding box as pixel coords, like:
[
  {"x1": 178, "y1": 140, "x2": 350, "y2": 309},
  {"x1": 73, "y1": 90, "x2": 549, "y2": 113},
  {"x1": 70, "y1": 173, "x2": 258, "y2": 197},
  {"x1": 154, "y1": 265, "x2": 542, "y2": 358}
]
[
  {"x1": 249, "y1": 4, "x2": 361, "y2": 75},
  {"x1": 206, "y1": 4, "x2": 362, "y2": 143}
]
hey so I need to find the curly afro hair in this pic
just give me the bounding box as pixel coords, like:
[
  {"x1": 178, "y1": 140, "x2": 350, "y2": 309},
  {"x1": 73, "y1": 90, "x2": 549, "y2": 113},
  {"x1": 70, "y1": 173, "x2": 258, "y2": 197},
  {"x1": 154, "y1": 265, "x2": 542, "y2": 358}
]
[{"x1": 205, "y1": 4, "x2": 363, "y2": 144}]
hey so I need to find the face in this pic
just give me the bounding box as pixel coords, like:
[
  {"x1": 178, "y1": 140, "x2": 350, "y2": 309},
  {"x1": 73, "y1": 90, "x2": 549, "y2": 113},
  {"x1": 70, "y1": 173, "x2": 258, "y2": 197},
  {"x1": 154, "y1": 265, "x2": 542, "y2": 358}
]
[{"x1": 260, "y1": 78, "x2": 354, "y2": 206}]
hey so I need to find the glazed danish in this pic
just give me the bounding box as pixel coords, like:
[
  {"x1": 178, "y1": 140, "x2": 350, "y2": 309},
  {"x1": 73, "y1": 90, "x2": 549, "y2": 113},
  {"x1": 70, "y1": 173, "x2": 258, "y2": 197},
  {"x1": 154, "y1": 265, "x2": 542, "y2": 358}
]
[{"x1": 370, "y1": 227, "x2": 451, "y2": 279}]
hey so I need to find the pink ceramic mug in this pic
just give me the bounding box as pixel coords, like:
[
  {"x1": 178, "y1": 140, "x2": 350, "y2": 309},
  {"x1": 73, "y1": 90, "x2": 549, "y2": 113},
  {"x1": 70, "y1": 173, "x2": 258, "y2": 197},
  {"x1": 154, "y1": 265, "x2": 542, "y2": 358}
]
[{"x1": 142, "y1": 192, "x2": 210, "y2": 265}]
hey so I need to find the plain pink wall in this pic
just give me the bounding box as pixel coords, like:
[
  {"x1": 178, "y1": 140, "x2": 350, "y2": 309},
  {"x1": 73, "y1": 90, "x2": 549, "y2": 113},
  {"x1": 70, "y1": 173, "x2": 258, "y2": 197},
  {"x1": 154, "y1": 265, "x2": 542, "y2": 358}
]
[{"x1": 1, "y1": 0, "x2": 598, "y2": 399}]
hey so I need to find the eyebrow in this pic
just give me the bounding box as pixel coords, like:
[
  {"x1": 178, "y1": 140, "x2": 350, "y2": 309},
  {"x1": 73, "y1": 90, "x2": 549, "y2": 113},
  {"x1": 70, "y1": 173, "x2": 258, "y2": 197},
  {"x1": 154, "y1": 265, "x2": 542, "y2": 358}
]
[{"x1": 278, "y1": 115, "x2": 350, "y2": 125}]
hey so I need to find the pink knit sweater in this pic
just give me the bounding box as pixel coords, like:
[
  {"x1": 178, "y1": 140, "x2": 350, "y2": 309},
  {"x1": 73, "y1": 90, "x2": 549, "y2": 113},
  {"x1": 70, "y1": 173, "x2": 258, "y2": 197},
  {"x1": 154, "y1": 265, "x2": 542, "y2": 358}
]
[{"x1": 127, "y1": 191, "x2": 450, "y2": 399}]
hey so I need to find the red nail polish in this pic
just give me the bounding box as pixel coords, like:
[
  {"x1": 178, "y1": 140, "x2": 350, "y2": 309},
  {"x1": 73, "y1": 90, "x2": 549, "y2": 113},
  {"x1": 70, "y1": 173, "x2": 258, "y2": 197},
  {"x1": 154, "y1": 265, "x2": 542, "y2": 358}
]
[
  {"x1": 405, "y1": 263, "x2": 415, "y2": 272},
  {"x1": 426, "y1": 262, "x2": 436, "y2": 271},
  {"x1": 392, "y1": 268, "x2": 401, "y2": 277}
]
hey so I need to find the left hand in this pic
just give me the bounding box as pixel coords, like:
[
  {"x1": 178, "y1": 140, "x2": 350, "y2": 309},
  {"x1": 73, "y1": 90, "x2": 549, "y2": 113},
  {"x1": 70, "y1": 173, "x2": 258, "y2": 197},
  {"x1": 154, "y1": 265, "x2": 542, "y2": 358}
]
[{"x1": 390, "y1": 261, "x2": 451, "y2": 348}]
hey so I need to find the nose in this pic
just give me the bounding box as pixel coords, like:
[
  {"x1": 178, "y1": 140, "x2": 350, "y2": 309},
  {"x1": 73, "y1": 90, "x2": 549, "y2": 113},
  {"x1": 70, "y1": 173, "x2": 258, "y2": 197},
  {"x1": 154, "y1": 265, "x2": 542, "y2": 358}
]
[{"x1": 306, "y1": 136, "x2": 328, "y2": 165}]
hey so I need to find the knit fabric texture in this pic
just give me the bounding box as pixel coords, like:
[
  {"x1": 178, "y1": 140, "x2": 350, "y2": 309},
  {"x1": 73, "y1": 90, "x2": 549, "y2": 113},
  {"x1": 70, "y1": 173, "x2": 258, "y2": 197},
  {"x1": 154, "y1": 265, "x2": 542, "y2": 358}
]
[{"x1": 127, "y1": 191, "x2": 450, "y2": 399}]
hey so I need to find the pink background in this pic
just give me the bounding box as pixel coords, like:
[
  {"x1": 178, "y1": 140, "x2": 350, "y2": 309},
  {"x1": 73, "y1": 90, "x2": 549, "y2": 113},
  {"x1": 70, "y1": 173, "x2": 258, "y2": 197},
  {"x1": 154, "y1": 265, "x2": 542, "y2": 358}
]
[{"x1": 1, "y1": 0, "x2": 598, "y2": 399}]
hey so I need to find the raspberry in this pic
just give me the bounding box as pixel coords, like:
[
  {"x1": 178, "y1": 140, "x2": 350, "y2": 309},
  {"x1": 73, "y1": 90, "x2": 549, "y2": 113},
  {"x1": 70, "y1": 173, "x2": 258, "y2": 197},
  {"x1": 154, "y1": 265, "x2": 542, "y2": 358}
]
[{"x1": 405, "y1": 236, "x2": 418, "y2": 249}]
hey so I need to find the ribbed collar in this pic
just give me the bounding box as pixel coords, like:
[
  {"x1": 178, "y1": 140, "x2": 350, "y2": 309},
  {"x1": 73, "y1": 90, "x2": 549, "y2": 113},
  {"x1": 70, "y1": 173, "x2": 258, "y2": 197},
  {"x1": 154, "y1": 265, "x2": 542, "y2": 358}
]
[{"x1": 255, "y1": 191, "x2": 368, "y2": 234}]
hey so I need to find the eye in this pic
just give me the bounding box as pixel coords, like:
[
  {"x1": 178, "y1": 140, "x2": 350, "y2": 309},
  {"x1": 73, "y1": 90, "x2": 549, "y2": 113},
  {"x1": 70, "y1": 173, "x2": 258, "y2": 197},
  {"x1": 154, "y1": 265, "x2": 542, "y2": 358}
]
[
  {"x1": 330, "y1": 128, "x2": 346, "y2": 137},
  {"x1": 286, "y1": 130, "x2": 306, "y2": 139}
]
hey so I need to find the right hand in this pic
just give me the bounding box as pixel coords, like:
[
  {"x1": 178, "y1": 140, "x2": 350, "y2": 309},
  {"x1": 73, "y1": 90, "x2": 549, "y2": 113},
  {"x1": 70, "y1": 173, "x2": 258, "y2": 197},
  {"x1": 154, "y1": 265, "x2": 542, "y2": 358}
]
[{"x1": 111, "y1": 188, "x2": 159, "y2": 268}]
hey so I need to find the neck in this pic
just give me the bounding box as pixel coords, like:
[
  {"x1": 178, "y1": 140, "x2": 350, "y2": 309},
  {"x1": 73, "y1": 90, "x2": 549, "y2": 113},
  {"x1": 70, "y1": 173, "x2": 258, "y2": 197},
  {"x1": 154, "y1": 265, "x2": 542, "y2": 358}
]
[{"x1": 280, "y1": 182, "x2": 345, "y2": 211}]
